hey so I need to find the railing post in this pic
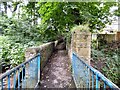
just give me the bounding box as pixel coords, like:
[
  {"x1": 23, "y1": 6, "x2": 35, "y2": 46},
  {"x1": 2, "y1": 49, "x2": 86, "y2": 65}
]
[
  {"x1": 1, "y1": 78, "x2": 3, "y2": 90},
  {"x1": 8, "y1": 75, "x2": 10, "y2": 90},
  {"x1": 96, "y1": 75, "x2": 100, "y2": 90},
  {"x1": 37, "y1": 53, "x2": 40, "y2": 83},
  {"x1": 92, "y1": 72, "x2": 94, "y2": 90},
  {"x1": 104, "y1": 83, "x2": 106, "y2": 90},
  {"x1": 87, "y1": 67, "x2": 90, "y2": 89},
  {"x1": 14, "y1": 71, "x2": 16, "y2": 89},
  {"x1": 18, "y1": 69, "x2": 20, "y2": 89},
  {"x1": 72, "y1": 54, "x2": 74, "y2": 75}
]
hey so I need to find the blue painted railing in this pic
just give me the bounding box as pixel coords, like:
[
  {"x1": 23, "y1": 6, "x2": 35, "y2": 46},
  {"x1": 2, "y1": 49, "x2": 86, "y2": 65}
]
[
  {"x1": 72, "y1": 52, "x2": 119, "y2": 89},
  {"x1": 0, "y1": 53, "x2": 40, "y2": 89}
]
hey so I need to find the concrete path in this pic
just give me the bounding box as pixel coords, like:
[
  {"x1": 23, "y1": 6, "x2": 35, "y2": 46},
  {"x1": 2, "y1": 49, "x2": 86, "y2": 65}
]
[{"x1": 40, "y1": 49, "x2": 75, "y2": 88}]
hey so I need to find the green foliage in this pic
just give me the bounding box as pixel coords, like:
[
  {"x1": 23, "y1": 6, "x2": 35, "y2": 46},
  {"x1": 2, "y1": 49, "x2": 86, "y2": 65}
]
[
  {"x1": 38, "y1": 2, "x2": 117, "y2": 33},
  {"x1": 92, "y1": 47, "x2": 120, "y2": 86},
  {"x1": 91, "y1": 49, "x2": 105, "y2": 61},
  {"x1": 22, "y1": 2, "x2": 40, "y2": 20},
  {"x1": 0, "y1": 36, "x2": 6, "y2": 46},
  {"x1": 103, "y1": 49, "x2": 120, "y2": 86},
  {"x1": 1, "y1": 40, "x2": 25, "y2": 66},
  {"x1": 91, "y1": 39, "x2": 98, "y2": 49},
  {"x1": 0, "y1": 15, "x2": 43, "y2": 66},
  {"x1": 71, "y1": 24, "x2": 90, "y2": 32}
]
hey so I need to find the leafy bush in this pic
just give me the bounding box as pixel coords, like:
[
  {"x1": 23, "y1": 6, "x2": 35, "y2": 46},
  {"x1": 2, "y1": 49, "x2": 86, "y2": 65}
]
[
  {"x1": 91, "y1": 49, "x2": 105, "y2": 60},
  {"x1": 0, "y1": 16, "x2": 43, "y2": 67},
  {"x1": 1, "y1": 41, "x2": 24, "y2": 66},
  {"x1": 91, "y1": 47, "x2": 120, "y2": 86},
  {"x1": 91, "y1": 39, "x2": 98, "y2": 49}
]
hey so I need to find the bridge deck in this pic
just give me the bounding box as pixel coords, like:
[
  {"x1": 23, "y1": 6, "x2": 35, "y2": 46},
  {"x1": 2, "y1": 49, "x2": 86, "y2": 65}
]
[{"x1": 39, "y1": 50, "x2": 75, "y2": 88}]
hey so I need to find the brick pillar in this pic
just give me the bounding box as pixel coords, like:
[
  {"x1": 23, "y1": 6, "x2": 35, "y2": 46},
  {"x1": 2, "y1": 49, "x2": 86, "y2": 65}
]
[{"x1": 71, "y1": 26, "x2": 91, "y2": 65}]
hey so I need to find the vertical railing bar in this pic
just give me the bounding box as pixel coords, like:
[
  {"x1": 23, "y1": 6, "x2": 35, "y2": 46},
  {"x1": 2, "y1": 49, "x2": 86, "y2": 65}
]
[
  {"x1": 74, "y1": 55, "x2": 76, "y2": 80},
  {"x1": 88, "y1": 68, "x2": 90, "y2": 90},
  {"x1": 29, "y1": 61, "x2": 33, "y2": 77},
  {"x1": 1, "y1": 78, "x2": 3, "y2": 90},
  {"x1": 86, "y1": 66, "x2": 88, "y2": 88},
  {"x1": 82, "y1": 61, "x2": 85, "y2": 88},
  {"x1": 21, "y1": 66, "x2": 24, "y2": 88},
  {"x1": 92, "y1": 72, "x2": 94, "y2": 90},
  {"x1": 22, "y1": 67, "x2": 23, "y2": 82},
  {"x1": 29, "y1": 61, "x2": 33, "y2": 86},
  {"x1": 18, "y1": 69, "x2": 20, "y2": 89},
  {"x1": 8, "y1": 75, "x2": 10, "y2": 90},
  {"x1": 104, "y1": 82, "x2": 106, "y2": 90},
  {"x1": 14, "y1": 71, "x2": 16, "y2": 89},
  {"x1": 96, "y1": 75, "x2": 99, "y2": 90},
  {"x1": 37, "y1": 54, "x2": 40, "y2": 83},
  {"x1": 23, "y1": 64, "x2": 26, "y2": 88},
  {"x1": 72, "y1": 54, "x2": 77, "y2": 87},
  {"x1": 74, "y1": 54, "x2": 76, "y2": 76}
]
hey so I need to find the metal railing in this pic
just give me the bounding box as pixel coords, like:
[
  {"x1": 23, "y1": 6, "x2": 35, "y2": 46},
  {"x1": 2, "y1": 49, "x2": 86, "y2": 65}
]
[
  {"x1": 0, "y1": 53, "x2": 40, "y2": 89},
  {"x1": 72, "y1": 52, "x2": 119, "y2": 89}
]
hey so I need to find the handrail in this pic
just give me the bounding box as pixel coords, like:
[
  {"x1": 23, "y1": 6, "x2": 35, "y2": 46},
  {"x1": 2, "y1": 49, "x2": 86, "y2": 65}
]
[
  {"x1": 72, "y1": 52, "x2": 119, "y2": 89},
  {"x1": 0, "y1": 54, "x2": 40, "y2": 79},
  {"x1": 0, "y1": 53, "x2": 40, "y2": 89}
]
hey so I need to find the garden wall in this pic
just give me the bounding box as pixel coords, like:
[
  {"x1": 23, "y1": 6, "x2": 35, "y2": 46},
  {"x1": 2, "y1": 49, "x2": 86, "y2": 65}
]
[
  {"x1": 25, "y1": 41, "x2": 58, "y2": 71},
  {"x1": 98, "y1": 34, "x2": 116, "y2": 43},
  {"x1": 116, "y1": 32, "x2": 120, "y2": 41}
]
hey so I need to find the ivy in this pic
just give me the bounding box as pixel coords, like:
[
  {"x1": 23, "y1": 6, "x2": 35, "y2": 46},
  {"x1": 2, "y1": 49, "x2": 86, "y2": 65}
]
[{"x1": 91, "y1": 42, "x2": 120, "y2": 86}]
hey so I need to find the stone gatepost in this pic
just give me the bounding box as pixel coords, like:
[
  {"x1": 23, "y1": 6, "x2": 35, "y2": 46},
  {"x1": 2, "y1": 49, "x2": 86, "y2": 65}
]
[{"x1": 71, "y1": 25, "x2": 91, "y2": 65}]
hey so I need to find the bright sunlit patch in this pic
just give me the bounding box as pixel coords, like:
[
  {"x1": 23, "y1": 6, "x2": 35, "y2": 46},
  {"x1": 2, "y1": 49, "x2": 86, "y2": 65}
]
[
  {"x1": 7, "y1": 7, "x2": 12, "y2": 18},
  {"x1": 109, "y1": 6, "x2": 118, "y2": 14}
]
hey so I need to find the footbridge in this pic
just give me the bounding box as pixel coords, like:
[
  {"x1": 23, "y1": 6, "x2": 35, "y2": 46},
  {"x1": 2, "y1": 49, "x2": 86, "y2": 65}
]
[{"x1": 0, "y1": 28, "x2": 119, "y2": 90}]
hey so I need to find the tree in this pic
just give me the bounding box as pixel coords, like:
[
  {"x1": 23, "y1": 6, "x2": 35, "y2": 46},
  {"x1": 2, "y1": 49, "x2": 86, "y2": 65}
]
[
  {"x1": 38, "y1": 2, "x2": 117, "y2": 34},
  {"x1": 22, "y1": 2, "x2": 40, "y2": 24},
  {"x1": 114, "y1": 2, "x2": 120, "y2": 16}
]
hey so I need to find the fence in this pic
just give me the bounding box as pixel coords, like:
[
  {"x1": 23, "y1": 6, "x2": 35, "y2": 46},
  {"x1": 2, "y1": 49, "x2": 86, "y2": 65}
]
[
  {"x1": 0, "y1": 53, "x2": 40, "y2": 89},
  {"x1": 72, "y1": 52, "x2": 119, "y2": 89}
]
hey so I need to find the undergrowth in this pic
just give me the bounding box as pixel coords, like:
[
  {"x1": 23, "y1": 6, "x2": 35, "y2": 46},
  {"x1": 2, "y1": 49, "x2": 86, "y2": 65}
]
[{"x1": 91, "y1": 41, "x2": 120, "y2": 87}]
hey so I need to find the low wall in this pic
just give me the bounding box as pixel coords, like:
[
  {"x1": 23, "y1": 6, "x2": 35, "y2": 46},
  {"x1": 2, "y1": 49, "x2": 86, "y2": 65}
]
[
  {"x1": 116, "y1": 32, "x2": 120, "y2": 41},
  {"x1": 25, "y1": 41, "x2": 58, "y2": 71},
  {"x1": 66, "y1": 43, "x2": 72, "y2": 60}
]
